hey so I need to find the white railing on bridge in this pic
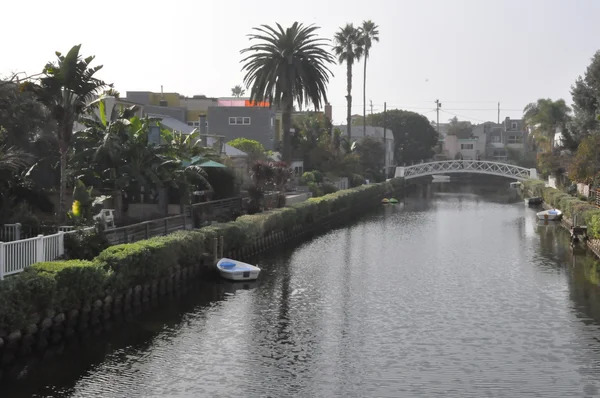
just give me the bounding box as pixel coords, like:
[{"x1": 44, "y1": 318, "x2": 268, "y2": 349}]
[
  {"x1": 0, "y1": 232, "x2": 65, "y2": 280},
  {"x1": 394, "y1": 160, "x2": 538, "y2": 181}
]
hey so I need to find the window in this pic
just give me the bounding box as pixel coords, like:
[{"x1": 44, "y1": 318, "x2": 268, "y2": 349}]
[
  {"x1": 187, "y1": 121, "x2": 200, "y2": 127},
  {"x1": 491, "y1": 136, "x2": 501, "y2": 143},
  {"x1": 511, "y1": 122, "x2": 518, "y2": 129},
  {"x1": 229, "y1": 117, "x2": 251, "y2": 125},
  {"x1": 507, "y1": 135, "x2": 523, "y2": 144},
  {"x1": 460, "y1": 143, "x2": 474, "y2": 150}
]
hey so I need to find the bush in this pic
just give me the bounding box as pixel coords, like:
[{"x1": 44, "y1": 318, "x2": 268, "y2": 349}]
[
  {"x1": 64, "y1": 228, "x2": 109, "y2": 260},
  {"x1": 96, "y1": 236, "x2": 181, "y2": 291},
  {"x1": 321, "y1": 183, "x2": 338, "y2": 195},
  {"x1": 31, "y1": 260, "x2": 107, "y2": 309},
  {"x1": 0, "y1": 269, "x2": 57, "y2": 329},
  {"x1": 348, "y1": 174, "x2": 365, "y2": 188},
  {"x1": 300, "y1": 171, "x2": 324, "y2": 185}
]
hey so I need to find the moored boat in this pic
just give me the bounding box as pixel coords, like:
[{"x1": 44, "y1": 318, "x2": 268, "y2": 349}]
[
  {"x1": 389, "y1": 198, "x2": 399, "y2": 204},
  {"x1": 432, "y1": 175, "x2": 451, "y2": 182},
  {"x1": 216, "y1": 258, "x2": 261, "y2": 281},
  {"x1": 525, "y1": 197, "x2": 543, "y2": 206},
  {"x1": 381, "y1": 198, "x2": 390, "y2": 204},
  {"x1": 536, "y1": 209, "x2": 562, "y2": 221}
]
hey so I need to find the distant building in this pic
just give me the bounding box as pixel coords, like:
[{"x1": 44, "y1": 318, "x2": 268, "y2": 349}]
[{"x1": 207, "y1": 105, "x2": 277, "y2": 151}]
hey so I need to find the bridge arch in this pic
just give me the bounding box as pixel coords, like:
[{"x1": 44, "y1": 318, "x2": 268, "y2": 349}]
[{"x1": 394, "y1": 160, "x2": 538, "y2": 181}]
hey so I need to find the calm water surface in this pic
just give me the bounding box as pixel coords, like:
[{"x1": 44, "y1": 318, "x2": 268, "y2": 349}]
[{"x1": 6, "y1": 182, "x2": 600, "y2": 397}]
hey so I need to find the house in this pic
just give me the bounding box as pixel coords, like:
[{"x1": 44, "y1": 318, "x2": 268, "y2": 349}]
[
  {"x1": 207, "y1": 103, "x2": 278, "y2": 151},
  {"x1": 124, "y1": 90, "x2": 218, "y2": 126},
  {"x1": 483, "y1": 117, "x2": 528, "y2": 161},
  {"x1": 335, "y1": 124, "x2": 395, "y2": 171}
]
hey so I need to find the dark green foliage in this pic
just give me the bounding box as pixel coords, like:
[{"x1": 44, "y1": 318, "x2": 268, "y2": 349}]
[
  {"x1": 205, "y1": 167, "x2": 239, "y2": 199},
  {"x1": 31, "y1": 260, "x2": 107, "y2": 309},
  {"x1": 348, "y1": 174, "x2": 364, "y2": 188},
  {"x1": 96, "y1": 237, "x2": 180, "y2": 291},
  {"x1": 64, "y1": 228, "x2": 109, "y2": 260},
  {"x1": 0, "y1": 269, "x2": 57, "y2": 329}
]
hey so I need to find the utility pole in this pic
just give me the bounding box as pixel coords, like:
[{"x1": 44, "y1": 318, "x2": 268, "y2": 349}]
[
  {"x1": 383, "y1": 102, "x2": 387, "y2": 173},
  {"x1": 369, "y1": 100, "x2": 374, "y2": 115},
  {"x1": 497, "y1": 102, "x2": 500, "y2": 124},
  {"x1": 435, "y1": 99, "x2": 442, "y2": 134}
]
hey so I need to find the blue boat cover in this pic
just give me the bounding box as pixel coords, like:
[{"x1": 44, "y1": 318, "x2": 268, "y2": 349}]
[{"x1": 221, "y1": 262, "x2": 236, "y2": 268}]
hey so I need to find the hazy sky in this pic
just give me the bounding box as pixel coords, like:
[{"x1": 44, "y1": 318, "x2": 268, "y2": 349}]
[{"x1": 2, "y1": 0, "x2": 599, "y2": 125}]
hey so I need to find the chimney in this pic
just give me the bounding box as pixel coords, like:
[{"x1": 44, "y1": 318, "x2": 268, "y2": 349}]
[
  {"x1": 325, "y1": 103, "x2": 332, "y2": 121},
  {"x1": 199, "y1": 114, "x2": 207, "y2": 134}
]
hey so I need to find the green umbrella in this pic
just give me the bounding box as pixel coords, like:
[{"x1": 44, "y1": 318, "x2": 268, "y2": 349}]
[{"x1": 198, "y1": 160, "x2": 227, "y2": 168}]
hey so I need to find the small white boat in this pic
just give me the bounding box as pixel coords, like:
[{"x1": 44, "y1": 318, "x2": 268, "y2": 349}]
[
  {"x1": 216, "y1": 258, "x2": 261, "y2": 281},
  {"x1": 536, "y1": 209, "x2": 562, "y2": 221},
  {"x1": 509, "y1": 182, "x2": 522, "y2": 188}
]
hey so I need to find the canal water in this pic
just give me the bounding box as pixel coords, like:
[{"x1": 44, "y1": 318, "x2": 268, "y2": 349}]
[{"x1": 5, "y1": 181, "x2": 600, "y2": 397}]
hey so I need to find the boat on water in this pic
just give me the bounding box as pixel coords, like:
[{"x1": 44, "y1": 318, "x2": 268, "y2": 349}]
[
  {"x1": 509, "y1": 181, "x2": 522, "y2": 188},
  {"x1": 216, "y1": 258, "x2": 261, "y2": 281},
  {"x1": 536, "y1": 209, "x2": 562, "y2": 221},
  {"x1": 381, "y1": 198, "x2": 390, "y2": 204},
  {"x1": 382, "y1": 198, "x2": 399, "y2": 204}
]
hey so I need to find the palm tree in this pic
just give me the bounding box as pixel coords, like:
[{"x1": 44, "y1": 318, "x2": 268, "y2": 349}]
[
  {"x1": 0, "y1": 145, "x2": 32, "y2": 173},
  {"x1": 231, "y1": 85, "x2": 246, "y2": 97},
  {"x1": 361, "y1": 21, "x2": 379, "y2": 136},
  {"x1": 523, "y1": 98, "x2": 571, "y2": 151},
  {"x1": 240, "y1": 22, "x2": 335, "y2": 163},
  {"x1": 333, "y1": 24, "x2": 364, "y2": 143},
  {"x1": 22, "y1": 44, "x2": 106, "y2": 221}
]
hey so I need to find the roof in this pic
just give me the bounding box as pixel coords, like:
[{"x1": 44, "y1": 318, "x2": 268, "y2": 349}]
[{"x1": 149, "y1": 115, "x2": 248, "y2": 158}]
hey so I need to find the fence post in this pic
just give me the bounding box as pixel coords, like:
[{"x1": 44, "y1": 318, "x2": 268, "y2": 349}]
[
  {"x1": 15, "y1": 223, "x2": 21, "y2": 241},
  {"x1": 164, "y1": 218, "x2": 169, "y2": 235},
  {"x1": 58, "y1": 231, "x2": 65, "y2": 257},
  {"x1": 145, "y1": 223, "x2": 150, "y2": 239},
  {"x1": 0, "y1": 242, "x2": 4, "y2": 280},
  {"x1": 36, "y1": 234, "x2": 45, "y2": 263},
  {"x1": 213, "y1": 237, "x2": 218, "y2": 265},
  {"x1": 219, "y1": 236, "x2": 224, "y2": 258}
]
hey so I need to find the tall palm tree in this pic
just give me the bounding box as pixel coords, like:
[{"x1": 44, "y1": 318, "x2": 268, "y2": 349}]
[
  {"x1": 523, "y1": 98, "x2": 571, "y2": 151},
  {"x1": 240, "y1": 22, "x2": 335, "y2": 163},
  {"x1": 231, "y1": 85, "x2": 246, "y2": 97},
  {"x1": 22, "y1": 44, "x2": 106, "y2": 221},
  {"x1": 361, "y1": 21, "x2": 379, "y2": 136},
  {"x1": 333, "y1": 24, "x2": 364, "y2": 142}
]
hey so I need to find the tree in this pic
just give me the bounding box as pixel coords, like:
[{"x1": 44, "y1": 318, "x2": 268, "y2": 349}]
[
  {"x1": 231, "y1": 85, "x2": 246, "y2": 98},
  {"x1": 567, "y1": 51, "x2": 600, "y2": 147},
  {"x1": 360, "y1": 20, "x2": 379, "y2": 136},
  {"x1": 240, "y1": 23, "x2": 334, "y2": 163},
  {"x1": 22, "y1": 44, "x2": 107, "y2": 221},
  {"x1": 446, "y1": 116, "x2": 473, "y2": 139},
  {"x1": 227, "y1": 137, "x2": 266, "y2": 164},
  {"x1": 333, "y1": 23, "x2": 364, "y2": 142},
  {"x1": 567, "y1": 134, "x2": 600, "y2": 184},
  {"x1": 523, "y1": 98, "x2": 571, "y2": 151},
  {"x1": 367, "y1": 109, "x2": 439, "y2": 165},
  {"x1": 355, "y1": 136, "x2": 385, "y2": 179}
]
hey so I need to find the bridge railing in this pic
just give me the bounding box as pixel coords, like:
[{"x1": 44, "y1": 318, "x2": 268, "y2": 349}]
[{"x1": 395, "y1": 160, "x2": 538, "y2": 180}]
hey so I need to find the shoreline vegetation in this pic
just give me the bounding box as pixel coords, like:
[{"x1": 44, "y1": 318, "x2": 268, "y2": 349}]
[{"x1": 0, "y1": 178, "x2": 403, "y2": 370}]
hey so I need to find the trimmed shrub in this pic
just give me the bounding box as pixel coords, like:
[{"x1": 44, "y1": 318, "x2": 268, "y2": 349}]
[
  {"x1": 96, "y1": 237, "x2": 181, "y2": 290},
  {"x1": 31, "y1": 260, "x2": 107, "y2": 309},
  {"x1": 0, "y1": 269, "x2": 57, "y2": 329},
  {"x1": 64, "y1": 228, "x2": 109, "y2": 260}
]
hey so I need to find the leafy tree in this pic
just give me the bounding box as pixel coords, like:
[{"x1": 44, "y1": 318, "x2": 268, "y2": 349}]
[
  {"x1": 446, "y1": 116, "x2": 473, "y2": 139},
  {"x1": 567, "y1": 134, "x2": 600, "y2": 184},
  {"x1": 354, "y1": 136, "x2": 385, "y2": 180},
  {"x1": 367, "y1": 109, "x2": 439, "y2": 165},
  {"x1": 227, "y1": 137, "x2": 266, "y2": 164},
  {"x1": 231, "y1": 85, "x2": 245, "y2": 98},
  {"x1": 360, "y1": 20, "x2": 379, "y2": 136},
  {"x1": 333, "y1": 23, "x2": 364, "y2": 142},
  {"x1": 240, "y1": 23, "x2": 334, "y2": 163},
  {"x1": 569, "y1": 50, "x2": 600, "y2": 145},
  {"x1": 22, "y1": 44, "x2": 107, "y2": 221},
  {"x1": 523, "y1": 98, "x2": 571, "y2": 151}
]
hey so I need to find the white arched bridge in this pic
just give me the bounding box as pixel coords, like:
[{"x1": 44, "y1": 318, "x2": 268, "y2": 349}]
[{"x1": 394, "y1": 160, "x2": 538, "y2": 181}]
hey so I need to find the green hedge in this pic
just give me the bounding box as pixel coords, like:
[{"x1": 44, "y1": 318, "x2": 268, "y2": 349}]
[
  {"x1": 522, "y1": 179, "x2": 600, "y2": 238},
  {"x1": 0, "y1": 178, "x2": 403, "y2": 330}
]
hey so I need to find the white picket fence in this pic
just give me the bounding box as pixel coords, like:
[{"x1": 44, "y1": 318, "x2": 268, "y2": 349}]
[{"x1": 0, "y1": 232, "x2": 65, "y2": 280}]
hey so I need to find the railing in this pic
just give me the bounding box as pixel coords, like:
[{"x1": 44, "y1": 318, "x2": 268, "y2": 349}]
[
  {"x1": 104, "y1": 197, "x2": 242, "y2": 245},
  {"x1": 395, "y1": 160, "x2": 538, "y2": 181},
  {"x1": 0, "y1": 232, "x2": 65, "y2": 279},
  {"x1": 0, "y1": 224, "x2": 21, "y2": 242}
]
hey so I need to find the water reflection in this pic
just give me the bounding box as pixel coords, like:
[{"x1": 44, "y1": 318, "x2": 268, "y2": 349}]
[{"x1": 5, "y1": 182, "x2": 600, "y2": 397}]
